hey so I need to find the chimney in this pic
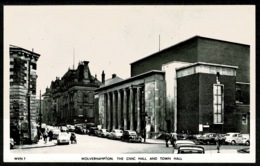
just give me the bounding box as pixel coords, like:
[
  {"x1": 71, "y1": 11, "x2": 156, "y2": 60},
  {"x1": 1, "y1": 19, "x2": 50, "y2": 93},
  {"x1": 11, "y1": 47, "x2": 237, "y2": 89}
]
[
  {"x1": 112, "y1": 74, "x2": 116, "y2": 78},
  {"x1": 102, "y1": 70, "x2": 105, "y2": 84}
]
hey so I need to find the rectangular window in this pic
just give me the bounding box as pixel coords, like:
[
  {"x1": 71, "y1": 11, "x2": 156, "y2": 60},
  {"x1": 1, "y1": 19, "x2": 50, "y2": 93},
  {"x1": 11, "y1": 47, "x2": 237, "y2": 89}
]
[
  {"x1": 242, "y1": 114, "x2": 248, "y2": 125},
  {"x1": 213, "y1": 84, "x2": 224, "y2": 124}
]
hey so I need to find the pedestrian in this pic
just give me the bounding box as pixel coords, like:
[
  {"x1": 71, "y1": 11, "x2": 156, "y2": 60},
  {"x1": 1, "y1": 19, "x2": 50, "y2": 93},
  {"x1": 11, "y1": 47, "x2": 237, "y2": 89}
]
[
  {"x1": 165, "y1": 131, "x2": 171, "y2": 147},
  {"x1": 215, "y1": 133, "x2": 221, "y2": 153},
  {"x1": 142, "y1": 128, "x2": 146, "y2": 143},
  {"x1": 43, "y1": 130, "x2": 48, "y2": 143},
  {"x1": 70, "y1": 132, "x2": 77, "y2": 144},
  {"x1": 170, "y1": 132, "x2": 177, "y2": 153},
  {"x1": 48, "y1": 130, "x2": 53, "y2": 142}
]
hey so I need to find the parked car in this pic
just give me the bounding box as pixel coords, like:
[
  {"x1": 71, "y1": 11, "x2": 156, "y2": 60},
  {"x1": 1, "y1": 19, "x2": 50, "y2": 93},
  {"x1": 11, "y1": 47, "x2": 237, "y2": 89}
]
[
  {"x1": 110, "y1": 129, "x2": 123, "y2": 140},
  {"x1": 121, "y1": 130, "x2": 142, "y2": 143},
  {"x1": 57, "y1": 132, "x2": 70, "y2": 145},
  {"x1": 225, "y1": 132, "x2": 243, "y2": 145},
  {"x1": 242, "y1": 134, "x2": 250, "y2": 146},
  {"x1": 197, "y1": 133, "x2": 217, "y2": 145},
  {"x1": 193, "y1": 134, "x2": 203, "y2": 139},
  {"x1": 174, "y1": 140, "x2": 195, "y2": 149},
  {"x1": 52, "y1": 128, "x2": 61, "y2": 139},
  {"x1": 67, "y1": 125, "x2": 75, "y2": 132},
  {"x1": 10, "y1": 138, "x2": 15, "y2": 149},
  {"x1": 86, "y1": 123, "x2": 96, "y2": 134},
  {"x1": 177, "y1": 133, "x2": 188, "y2": 140},
  {"x1": 60, "y1": 126, "x2": 69, "y2": 132},
  {"x1": 237, "y1": 147, "x2": 250, "y2": 153},
  {"x1": 177, "y1": 145, "x2": 205, "y2": 154},
  {"x1": 75, "y1": 125, "x2": 85, "y2": 134},
  {"x1": 107, "y1": 132, "x2": 113, "y2": 139},
  {"x1": 88, "y1": 126, "x2": 99, "y2": 136},
  {"x1": 99, "y1": 129, "x2": 109, "y2": 137}
]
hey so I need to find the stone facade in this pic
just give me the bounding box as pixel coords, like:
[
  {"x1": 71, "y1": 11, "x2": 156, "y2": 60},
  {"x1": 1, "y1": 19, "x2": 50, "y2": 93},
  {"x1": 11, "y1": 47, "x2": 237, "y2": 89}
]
[
  {"x1": 9, "y1": 45, "x2": 40, "y2": 143},
  {"x1": 42, "y1": 61, "x2": 102, "y2": 126},
  {"x1": 97, "y1": 36, "x2": 250, "y2": 136}
]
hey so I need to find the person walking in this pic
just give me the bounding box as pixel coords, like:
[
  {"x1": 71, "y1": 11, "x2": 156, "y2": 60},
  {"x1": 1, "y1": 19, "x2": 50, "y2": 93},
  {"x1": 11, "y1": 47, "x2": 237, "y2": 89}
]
[
  {"x1": 142, "y1": 128, "x2": 146, "y2": 143},
  {"x1": 170, "y1": 132, "x2": 178, "y2": 153},
  {"x1": 48, "y1": 130, "x2": 53, "y2": 142},
  {"x1": 165, "y1": 131, "x2": 171, "y2": 147},
  {"x1": 215, "y1": 133, "x2": 221, "y2": 153},
  {"x1": 43, "y1": 130, "x2": 48, "y2": 144}
]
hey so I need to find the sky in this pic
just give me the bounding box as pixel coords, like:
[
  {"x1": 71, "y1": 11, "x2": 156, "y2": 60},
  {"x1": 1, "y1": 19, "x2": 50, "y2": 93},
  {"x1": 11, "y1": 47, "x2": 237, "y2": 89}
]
[{"x1": 4, "y1": 5, "x2": 255, "y2": 97}]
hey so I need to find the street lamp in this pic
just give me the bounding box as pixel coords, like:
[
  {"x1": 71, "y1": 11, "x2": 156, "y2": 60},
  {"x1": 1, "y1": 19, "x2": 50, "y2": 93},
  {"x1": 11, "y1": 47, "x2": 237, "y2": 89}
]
[
  {"x1": 141, "y1": 111, "x2": 148, "y2": 142},
  {"x1": 39, "y1": 90, "x2": 42, "y2": 128}
]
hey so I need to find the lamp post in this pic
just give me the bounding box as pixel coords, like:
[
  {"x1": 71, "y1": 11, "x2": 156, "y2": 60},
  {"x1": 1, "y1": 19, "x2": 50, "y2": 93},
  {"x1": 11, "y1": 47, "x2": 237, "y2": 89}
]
[
  {"x1": 141, "y1": 111, "x2": 148, "y2": 142},
  {"x1": 39, "y1": 90, "x2": 42, "y2": 129}
]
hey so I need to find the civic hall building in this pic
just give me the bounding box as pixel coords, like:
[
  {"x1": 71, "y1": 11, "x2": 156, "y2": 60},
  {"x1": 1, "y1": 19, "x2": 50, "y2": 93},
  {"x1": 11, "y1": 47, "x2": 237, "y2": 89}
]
[{"x1": 95, "y1": 36, "x2": 250, "y2": 138}]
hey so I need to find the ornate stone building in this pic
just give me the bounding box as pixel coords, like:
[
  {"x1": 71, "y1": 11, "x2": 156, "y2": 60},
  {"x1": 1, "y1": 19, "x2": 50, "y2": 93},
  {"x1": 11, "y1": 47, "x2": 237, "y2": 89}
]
[{"x1": 42, "y1": 61, "x2": 102, "y2": 126}]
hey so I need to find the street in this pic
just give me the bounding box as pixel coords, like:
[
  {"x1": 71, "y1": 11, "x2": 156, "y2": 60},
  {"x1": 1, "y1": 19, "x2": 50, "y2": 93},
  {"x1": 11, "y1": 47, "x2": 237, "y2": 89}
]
[{"x1": 11, "y1": 133, "x2": 248, "y2": 154}]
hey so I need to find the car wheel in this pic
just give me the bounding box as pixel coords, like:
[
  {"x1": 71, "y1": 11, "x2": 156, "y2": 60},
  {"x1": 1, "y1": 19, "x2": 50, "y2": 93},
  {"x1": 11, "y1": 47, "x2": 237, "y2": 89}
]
[
  {"x1": 245, "y1": 141, "x2": 250, "y2": 146},
  {"x1": 231, "y1": 140, "x2": 236, "y2": 145}
]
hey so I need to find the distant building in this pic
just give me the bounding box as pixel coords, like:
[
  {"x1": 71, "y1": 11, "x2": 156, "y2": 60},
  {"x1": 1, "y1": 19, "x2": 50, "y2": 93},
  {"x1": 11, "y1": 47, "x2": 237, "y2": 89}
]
[
  {"x1": 9, "y1": 45, "x2": 40, "y2": 142},
  {"x1": 96, "y1": 36, "x2": 250, "y2": 138},
  {"x1": 42, "y1": 61, "x2": 102, "y2": 126}
]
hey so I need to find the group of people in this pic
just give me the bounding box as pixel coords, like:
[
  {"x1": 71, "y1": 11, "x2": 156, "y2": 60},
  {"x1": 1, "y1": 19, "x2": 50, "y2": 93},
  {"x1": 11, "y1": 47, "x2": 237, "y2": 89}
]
[{"x1": 38, "y1": 128, "x2": 53, "y2": 144}]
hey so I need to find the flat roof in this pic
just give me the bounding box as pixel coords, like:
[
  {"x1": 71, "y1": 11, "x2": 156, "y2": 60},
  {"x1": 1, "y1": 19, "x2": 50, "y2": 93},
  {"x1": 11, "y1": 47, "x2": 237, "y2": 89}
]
[
  {"x1": 96, "y1": 70, "x2": 165, "y2": 91},
  {"x1": 130, "y1": 35, "x2": 249, "y2": 65}
]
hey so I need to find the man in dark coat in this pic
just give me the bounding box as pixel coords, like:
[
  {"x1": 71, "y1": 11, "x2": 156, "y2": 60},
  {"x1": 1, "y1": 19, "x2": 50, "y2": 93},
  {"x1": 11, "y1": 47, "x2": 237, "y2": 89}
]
[{"x1": 165, "y1": 132, "x2": 172, "y2": 147}]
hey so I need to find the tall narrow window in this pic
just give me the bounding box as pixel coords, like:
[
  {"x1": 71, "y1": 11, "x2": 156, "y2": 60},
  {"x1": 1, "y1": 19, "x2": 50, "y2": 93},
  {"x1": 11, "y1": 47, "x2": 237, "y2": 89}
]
[{"x1": 213, "y1": 84, "x2": 224, "y2": 124}]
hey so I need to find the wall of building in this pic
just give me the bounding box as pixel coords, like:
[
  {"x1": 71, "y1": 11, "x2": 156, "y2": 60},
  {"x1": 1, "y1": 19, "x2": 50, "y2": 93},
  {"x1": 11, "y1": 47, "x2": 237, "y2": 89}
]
[
  {"x1": 177, "y1": 74, "x2": 200, "y2": 134},
  {"x1": 131, "y1": 37, "x2": 198, "y2": 77},
  {"x1": 197, "y1": 38, "x2": 250, "y2": 83},
  {"x1": 198, "y1": 73, "x2": 236, "y2": 134}
]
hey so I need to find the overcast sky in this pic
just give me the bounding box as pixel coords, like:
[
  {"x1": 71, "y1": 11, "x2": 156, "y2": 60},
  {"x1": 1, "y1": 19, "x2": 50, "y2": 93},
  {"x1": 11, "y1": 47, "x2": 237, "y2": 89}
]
[{"x1": 4, "y1": 5, "x2": 255, "y2": 97}]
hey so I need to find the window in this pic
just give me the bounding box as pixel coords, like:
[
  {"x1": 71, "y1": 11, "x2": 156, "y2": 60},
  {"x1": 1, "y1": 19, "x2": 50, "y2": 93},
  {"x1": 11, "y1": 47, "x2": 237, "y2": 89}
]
[
  {"x1": 242, "y1": 114, "x2": 248, "y2": 125},
  {"x1": 236, "y1": 88, "x2": 242, "y2": 103},
  {"x1": 213, "y1": 84, "x2": 224, "y2": 124}
]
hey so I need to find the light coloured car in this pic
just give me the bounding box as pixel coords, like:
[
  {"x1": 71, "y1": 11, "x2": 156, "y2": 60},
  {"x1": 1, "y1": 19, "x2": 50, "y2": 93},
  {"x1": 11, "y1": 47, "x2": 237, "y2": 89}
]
[
  {"x1": 52, "y1": 129, "x2": 61, "y2": 139},
  {"x1": 110, "y1": 129, "x2": 123, "y2": 140},
  {"x1": 225, "y1": 132, "x2": 243, "y2": 145},
  {"x1": 177, "y1": 145, "x2": 205, "y2": 154},
  {"x1": 99, "y1": 129, "x2": 109, "y2": 137},
  {"x1": 174, "y1": 140, "x2": 195, "y2": 149},
  {"x1": 57, "y1": 132, "x2": 70, "y2": 145},
  {"x1": 242, "y1": 134, "x2": 250, "y2": 146}
]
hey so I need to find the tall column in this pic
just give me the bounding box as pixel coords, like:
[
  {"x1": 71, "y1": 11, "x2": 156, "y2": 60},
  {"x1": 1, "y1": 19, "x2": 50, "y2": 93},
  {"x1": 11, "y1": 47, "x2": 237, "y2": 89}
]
[
  {"x1": 107, "y1": 93, "x2": 111, "y2": 131},
  {"x1": 123, "y1": 89, "x2": 127, "y2": 130},
  {"x1": 112, "y1": 92, "x2": 116, "y2": 129},
  {"x1": 117, "y1": 90, "x2": 122, "y2": 129},
  {"x1": 103, "y1": 94, "x2": 107, "y2": 129},
  {"x1": 129, "y1": 87, "x2": 134, "y2": 131},
  {"x1": 136, "y1": 87, "x2": 141, "y2": 133}
]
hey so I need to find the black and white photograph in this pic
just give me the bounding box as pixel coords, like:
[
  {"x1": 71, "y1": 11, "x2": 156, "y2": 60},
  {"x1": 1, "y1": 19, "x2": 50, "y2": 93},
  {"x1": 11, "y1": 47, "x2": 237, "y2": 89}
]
[{"x1": 4, "y1": 5, "x2": 255, "y2": 163}]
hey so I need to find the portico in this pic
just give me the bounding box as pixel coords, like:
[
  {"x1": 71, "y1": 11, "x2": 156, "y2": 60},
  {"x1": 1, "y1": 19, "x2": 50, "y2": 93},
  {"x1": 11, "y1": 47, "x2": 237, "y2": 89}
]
[{"x1": 96, "y1": 71, "x2": 166, "y2": 138}]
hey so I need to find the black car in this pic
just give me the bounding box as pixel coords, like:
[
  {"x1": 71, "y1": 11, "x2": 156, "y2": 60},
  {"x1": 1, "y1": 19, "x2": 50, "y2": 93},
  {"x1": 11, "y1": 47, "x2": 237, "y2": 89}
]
[
  {"x1": 121, "y1": 130, "x2": 142, "y2": 143},
  {"x1": 197, "y1": 133, "x2": 217, "y2": 145},
  {"x1": 75, "y1": 125, "x2": 85, "y2": 134},
  {"x1": 88, "y1": 127, "x2": 99, "y2": 136}
]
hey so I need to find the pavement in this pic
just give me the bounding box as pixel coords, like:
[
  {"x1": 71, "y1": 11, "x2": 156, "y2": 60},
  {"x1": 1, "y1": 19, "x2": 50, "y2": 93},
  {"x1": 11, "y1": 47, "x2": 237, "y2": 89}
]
[{"x1": 13, "y1": 138, "x2": 56, "y2": 149}]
